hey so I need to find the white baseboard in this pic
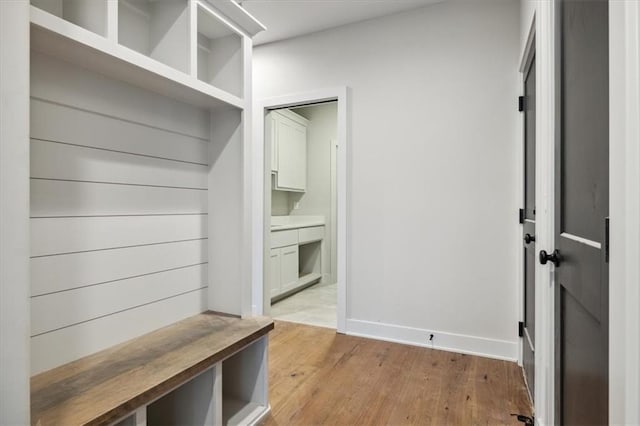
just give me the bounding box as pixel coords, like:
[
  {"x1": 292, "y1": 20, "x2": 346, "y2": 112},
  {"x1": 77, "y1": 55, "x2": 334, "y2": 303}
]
[{"x1": 346, "y1": 319, "x2": 518, "y2": 362}]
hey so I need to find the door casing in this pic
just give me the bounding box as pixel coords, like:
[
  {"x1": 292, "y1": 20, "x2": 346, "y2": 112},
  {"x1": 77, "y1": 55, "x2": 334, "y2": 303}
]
[
  {"x1": 252, "y1": 87, "x2": 350, "y2": 333},
  {"x1": 517, "y1": 3, "x2": 558, "y2": 423}
]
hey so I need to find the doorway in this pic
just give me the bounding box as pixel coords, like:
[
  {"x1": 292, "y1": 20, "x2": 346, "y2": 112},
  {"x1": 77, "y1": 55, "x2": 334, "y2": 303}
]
[
  {"x1": 253, "y1": 87, "x2": 349, "y2": 333},
  {"x1": 267, "y1": 102, "x2": 338, "y2": 328}
]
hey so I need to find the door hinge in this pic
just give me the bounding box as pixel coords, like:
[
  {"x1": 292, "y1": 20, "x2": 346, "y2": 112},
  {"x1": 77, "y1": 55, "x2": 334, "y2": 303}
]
[
  {"x1": 518, "y1": 96, "x2": 525, "y2": 112},
  {"x1": 605, "y1": 217, "x2": 610, "y2": 263},
  {"x1": 519, "y1": 208, "x2": 525, "y2": 224},
  {"x1": 518, "y1": 321, "x2": 524, "y2": 337}
]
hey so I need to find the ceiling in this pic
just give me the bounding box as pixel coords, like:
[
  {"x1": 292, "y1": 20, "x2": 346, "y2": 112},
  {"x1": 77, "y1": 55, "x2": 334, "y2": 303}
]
[{"x1": 239, "y1": 0, "x2": 445, "y2": 45}]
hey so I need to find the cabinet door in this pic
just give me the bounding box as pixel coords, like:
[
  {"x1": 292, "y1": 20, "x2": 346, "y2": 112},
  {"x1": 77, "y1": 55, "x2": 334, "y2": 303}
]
[
  {"x1": 268, "y1": 113, "x2": 278, "y2": 172},
  {"x1": 275, "y1": 115, "x2": 306, "y2": 192},
  {"x1": 270, "y1": 248, "x2": 281, "y2": 297},
  {"x1": 280, "y1": 244, "x2": 299, "y2": 292}
]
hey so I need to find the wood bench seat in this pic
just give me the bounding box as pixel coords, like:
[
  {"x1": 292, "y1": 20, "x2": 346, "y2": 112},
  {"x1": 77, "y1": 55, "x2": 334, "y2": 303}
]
[{"x1": 31, "y1": 312, "x2": 274, "y2": 426}]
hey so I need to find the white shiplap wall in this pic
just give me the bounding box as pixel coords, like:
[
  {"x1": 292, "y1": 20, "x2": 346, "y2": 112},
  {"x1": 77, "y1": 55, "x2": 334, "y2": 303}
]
[{"x1": 30, "y1": 51, "x2": 210, "y2": 374}]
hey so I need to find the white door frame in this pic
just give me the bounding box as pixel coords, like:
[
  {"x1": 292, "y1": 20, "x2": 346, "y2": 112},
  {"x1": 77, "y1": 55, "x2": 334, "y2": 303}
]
[
  {"x1": 251, "y1": 87, "x2": 350, "y2": 333},
  {"x1": 609, "y1": 1, "x2": 640, "y2": 424},
  {"x1": 518, "y1": 2, "x2": 557, "y2": 424},
  {"x1": 535, "y1": 3, "x2": 558, "y2": 423}
]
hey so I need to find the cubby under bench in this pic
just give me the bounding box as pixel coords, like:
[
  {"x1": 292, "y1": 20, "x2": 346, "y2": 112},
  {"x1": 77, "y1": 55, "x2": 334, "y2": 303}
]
[{"x1": 30, "y1": 313, "x2": 274, "y2": 426}]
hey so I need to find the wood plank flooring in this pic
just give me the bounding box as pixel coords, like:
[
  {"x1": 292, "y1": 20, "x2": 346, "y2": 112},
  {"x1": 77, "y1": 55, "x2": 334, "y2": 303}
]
[{"x1": 264, "y1": 321, "x2": 532, "y2": 425}]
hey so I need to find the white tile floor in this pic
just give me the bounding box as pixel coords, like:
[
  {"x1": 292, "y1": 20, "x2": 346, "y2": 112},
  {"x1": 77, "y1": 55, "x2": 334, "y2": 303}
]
[{"x1": 270, "y1": 281, "x2": 337, "y2": 329}]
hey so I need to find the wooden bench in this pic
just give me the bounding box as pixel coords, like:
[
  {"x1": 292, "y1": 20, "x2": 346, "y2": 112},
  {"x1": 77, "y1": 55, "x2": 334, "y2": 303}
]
[{"x1": 31, "y1": 312, "x2": 274, "y2": 426}]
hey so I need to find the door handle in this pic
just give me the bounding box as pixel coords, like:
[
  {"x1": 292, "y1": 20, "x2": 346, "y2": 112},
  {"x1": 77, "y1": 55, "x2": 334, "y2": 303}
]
[
  {"x1": 539, "y1": 249, "x2": 561, "y2": 267},
  {"x1": 524, "y1": 233, "x2": 536, "y2": 244}
]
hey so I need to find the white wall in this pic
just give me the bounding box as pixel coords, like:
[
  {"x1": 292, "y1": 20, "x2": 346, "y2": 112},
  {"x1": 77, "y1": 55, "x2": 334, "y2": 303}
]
[
  {"x1": 254, "y1": 0, "x2": 521, "y2": 359},
  {"x1": 30, "y1": 52, "x2": 209, "y2": 374}
]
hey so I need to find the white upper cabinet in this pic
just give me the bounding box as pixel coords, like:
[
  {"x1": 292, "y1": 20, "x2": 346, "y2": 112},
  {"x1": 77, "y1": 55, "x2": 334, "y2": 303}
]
[{"x1": 271, "y1": 110, "x2": 308, "y2": 192}]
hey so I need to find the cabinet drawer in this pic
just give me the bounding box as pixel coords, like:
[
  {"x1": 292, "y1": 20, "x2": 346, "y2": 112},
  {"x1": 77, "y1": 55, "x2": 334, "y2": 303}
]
[
  {"x1": 298, "y1": 226, "x2": 324, "y2": 244},
  {"x1": 271, "y1": 229, "x2": 298, "y2": 248}
]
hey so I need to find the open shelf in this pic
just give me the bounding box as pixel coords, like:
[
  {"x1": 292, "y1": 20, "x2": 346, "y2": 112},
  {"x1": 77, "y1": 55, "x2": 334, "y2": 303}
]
[
  {"x1": 197, "y1": 2, "x2": 244, "y2": 97},
  {"x1": 118, "y1": 0, "x2": 190, "y2": 74},
  {"x1": 147, "y1": 367, "x2": 216, "y2": 426},
  {"x1": 30, "y1": 5, "x2": 244, "y2": 110},
  {"x1": 222, "y1": 338, "x2": 268, "y2": 425},
  {"x1": 31, "y1": 0, "x2": 108, "y2": 37}
]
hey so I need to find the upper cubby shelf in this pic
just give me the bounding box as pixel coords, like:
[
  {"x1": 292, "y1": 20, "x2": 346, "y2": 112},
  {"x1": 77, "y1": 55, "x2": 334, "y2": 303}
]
[
  {"x1": 28, "y1": 0, "x2": 265, "y2": 110},
  {"x1": 118, "y1": 0, "x2": 191, "y2": 75},
  {"x1": 32, "y1": 0, "x2": 109, "y2": 37},
  {"x1": 197, "y1": 2, "x2": 243, "y2": 98}
]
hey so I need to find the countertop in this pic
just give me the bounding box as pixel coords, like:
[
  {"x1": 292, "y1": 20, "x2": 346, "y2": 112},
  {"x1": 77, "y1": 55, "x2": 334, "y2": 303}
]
[{"x1": 271, "y1": 215, "x2": 325, "y2": 231}]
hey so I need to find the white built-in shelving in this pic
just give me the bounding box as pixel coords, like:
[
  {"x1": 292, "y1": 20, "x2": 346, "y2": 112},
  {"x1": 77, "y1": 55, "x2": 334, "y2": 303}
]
[
  {"x1": 29, "y1": 0, "x2": 253, "y2": 109},
  {"x1": 23, "y1": 0, "x2": 269, "y2": 424}
]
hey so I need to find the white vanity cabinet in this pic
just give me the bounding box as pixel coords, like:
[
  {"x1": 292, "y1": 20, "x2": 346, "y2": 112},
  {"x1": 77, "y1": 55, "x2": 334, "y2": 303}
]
[
  {"x1": 279, "y1": 244, "x2": 300, "y2": 292},
  {"x1": 269, "y1": 249, "x2": 281, "y2": 297},
  {"x1": 270, "y1": 225, "x2": 324, "y2": 301},
  {"x1": 270, "y1": 244, "x2": 300, "y2": 299},
  {"x1": 269, "y1": 110, "x2": 309, "y2": 192}
]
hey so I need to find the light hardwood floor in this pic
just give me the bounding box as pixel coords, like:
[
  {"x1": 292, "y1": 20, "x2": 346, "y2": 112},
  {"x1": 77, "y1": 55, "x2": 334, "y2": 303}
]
[{"x1": 264, "y1": 321, "x2": 533, "y2": 425}]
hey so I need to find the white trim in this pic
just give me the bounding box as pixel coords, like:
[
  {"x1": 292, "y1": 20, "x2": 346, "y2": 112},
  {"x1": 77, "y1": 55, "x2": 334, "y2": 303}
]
[
  {"x1": 252, "y1": 87, "x2": 349, "y2": 333},
  {"x1": 200, "y1": 0, "x2": 266, "y2": 39},
  {"x1": 531, "y1": 2, "x2": 558, "y2": 424},
  {"x1": 559, "y1": 232, "x2": 602, "y2": 249},
  {"x1": 241, "y1": 33, "x2": 253, "y2": 317},
  {"x1": 609, "y1": 1, "x2": 640, "y2": 424},
  {"x1": 520, "y1": 11, "x2": 536, "y2": 72},
  {"x1": 0, "y1": 1, "x2": 31, "y2": 423},
  {"x1": 271, "y1": 108, "x2": 309, "y2": 126},
  {"x1": 346, "y1": 319, "x2": 518, "y2": 362}
]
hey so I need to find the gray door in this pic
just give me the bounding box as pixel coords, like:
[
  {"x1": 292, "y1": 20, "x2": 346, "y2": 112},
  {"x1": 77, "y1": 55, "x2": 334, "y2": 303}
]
[
  {"x1": 522, "y1": 54, "x2": 536, "y2": 402},
  {"x1": 551, "y1": 0, "x2": 609, "y2": 424}
]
